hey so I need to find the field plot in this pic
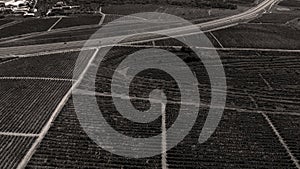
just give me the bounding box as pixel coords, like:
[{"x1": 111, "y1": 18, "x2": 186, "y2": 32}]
[
  {"x1": 79, "y1": 47, "x2": 300, "y2": 113},
  {"x1": 0, "y1": 19, "x2": 14, "y2": 27},
  {"x1": 0, "y1": 18, "x2": 59, "y2": 39},
  {"x1": 0, "y1": 57, "x2": 17, "y2": 64},
  {"x1": 278, "y1": 0, "x2": 300, "y2": 7},
  {"x1": 23, "y1": 46, "x2": 300, "y2": 168},
  {"x1": 0, "y1": 79, "x2": 71, "y2": 133},
  {"x1": 229, "y1": 0, "x2": 255, "y2": 4},
  {"x1": 221, "y1": 51, "x2": 300, "y2": 112},
  {"x1": 53, "y1": 15, "x2": 102, "y2": 29},
  {"x1": 269, "y1": 115, "x2": 300, "y2": 161},
  {"x1": 212, "y1": 23, "x2": 300, "y2": 49},
  {"x1": 167, "y1": 110, "x2": 295, "y2": 168},
  {"x1": 153, "y1": 32, "x2": 223, "y2": 48},
  {"x1": 0, "y1": 49, "x2": 97, "y2": 168},
  {"x1": 251, "y1": 13, "x2": 300, "y2": 24},
  {"x1": 26, "y1": 98, "x2": 162, "y2": 169},
  {"x1": 0, "y1": 18, "x2": 200, "y2": 47},
  {"x1": 0, "y1": 27, "x2": 99, "y2": 47},
  {"x1": 103, "y1": 14, "x2": 122, "y2": 24},
  {"x1": 102, "y1": 4, "x2": 164, "y2": 15},
  {"x1": 0, "y1": 136, "x2": 35, "y2": 169},
  {"x1": 27, "y1": 97, "x2": 296, "y2": 168},
  {"x1": 0, "y1": 50, "x2": 94, "y2": 79},
  {"x1": 102, "y1": 4, "x2": 245, "y2": 21}
]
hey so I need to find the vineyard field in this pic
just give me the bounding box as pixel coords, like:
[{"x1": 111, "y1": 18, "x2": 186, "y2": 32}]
[
  {"x1": 0, "y1": 136, "x2": 35, "y2": 169},
  {"x1": 0, "y1": 50, "x2": 95, "y2": 79},
  {"x1": 0, "y1": 79, "x2": 71, "y2": 133},
  {"x1": 212, "y1": 23, "x2": 300, "y2": 49},
  {"x1": 53, "y1": 15, "x2": 102, "y2": 29},
  {"x1": 0, "y1": 18, "x2": 59, "y2": 39}
]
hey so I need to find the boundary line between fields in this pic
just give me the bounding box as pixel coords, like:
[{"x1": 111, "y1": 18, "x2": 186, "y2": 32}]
[
  {"x1": 246, "y1": 92, "x2": 300, "y2": 169},
  {"x1": 48, "y1": 17, "x2": 63, "y2": 32},
  {"x1": 0, "y1": 77, "x2": 75, "y2": 82},
  {"x1": 15, "y1": 48, "x2": 94, "y2": 58},
  {"x1": 16, "y1": 48, "x2": 100, "y2": 169},
  {"x1": 2, "y1": 45, "x2": 300, "y2": 60},
  {"x1": 98, "y1": 7, "x2": 106, "y2": 26},
  {"x1": 0, "y1": 21, "x2": 21, "y2": 30},
  {"x1": 261, "y1": 112, "x2": 300, "y2": 169},
  {"x1": 0, "y1": 132, "x2": 39, "y2": 137},
  {"x1": 161, "y1": 103, "x2": 168, "y2": 169},
  {"x1": 209, "y1": 32, "x2": 224, "y2": 48},
  {"x1": 152, "y1": 41, "x2": 156, "y2": 46},
  {"x1": 0, "y1": 58, "x2": 20, "y2": 66},
  {"x1": 74, "y1": 89, "x2": 300, "y2": 117},
  {"x1": 259, "y1": 73, "x2": 273, "y2": 90}
]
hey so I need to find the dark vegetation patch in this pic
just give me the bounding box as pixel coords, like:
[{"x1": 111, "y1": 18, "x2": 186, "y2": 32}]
[
  {"x1": 0, "y1": 50, "x2": 94, "y2": 79},
  {"x1": 38, "y1": 0, "x2": 255, "y2": 13},
  {"x1": 0, "y1": 79, "x2": 71, "y2": 133},
  {"x1": 0, "y1": 57, "x2": 17, "y2": 64},
  {"x1": 212, "y1": 23, "x2": 300, "y2": 49},
  {"x1": 0, "y1": 19, "x2": 14, "y2": 26},
  {"x1": 53, "y1": 15, "x2": 102, "y2": 29},
  {"x1": 251, "y1": 13, "x2": 300, "y2": 24},
  {"x1": 0, "y1": 27, "x2": 99, "y2": 47},
  {"x1": 278, "y1": 0, "x2": 300, "y2": 7},
  {"x1": 0, "y1": 18, "x2": 58, "y2": 39},
  {"x1": 0, "y1": 136, "x2": 35, "y2": 169},
  {"x1": 270, "y1": 115, "x2": 300, "y2": 161}
]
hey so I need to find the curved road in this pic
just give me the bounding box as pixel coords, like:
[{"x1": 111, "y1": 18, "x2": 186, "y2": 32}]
[
  {"x1": 0, "y1": 0, "x2": 280, "y2": 57},
  {"x1": 2, "y1": 0, "x2": 297, "y2": 169}
]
